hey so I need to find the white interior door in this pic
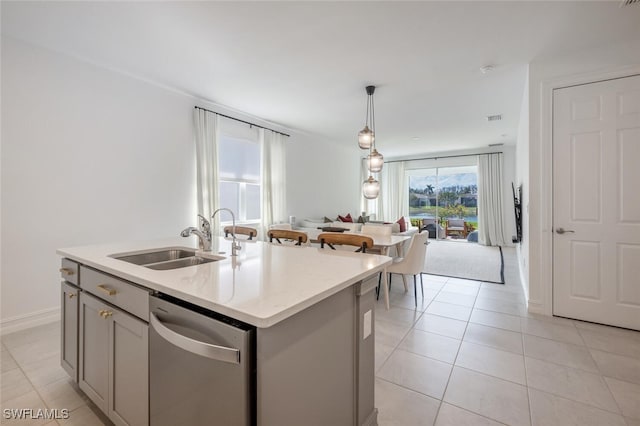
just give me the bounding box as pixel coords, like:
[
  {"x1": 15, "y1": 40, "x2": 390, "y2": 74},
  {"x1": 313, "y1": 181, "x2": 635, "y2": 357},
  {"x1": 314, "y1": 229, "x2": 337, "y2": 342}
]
[{"x1": 553, "y1": 74, "x2": 640, "y2": 330}]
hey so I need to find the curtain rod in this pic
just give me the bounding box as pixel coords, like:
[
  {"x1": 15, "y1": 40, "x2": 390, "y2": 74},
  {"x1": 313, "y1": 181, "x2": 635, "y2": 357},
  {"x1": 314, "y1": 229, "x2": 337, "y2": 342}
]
[
  {"x1": 383, "y1": 151, "x2": 503, "y2": 163},
  {"x1": 194, "y1": 106, "x2": 290, "y2": 137}
]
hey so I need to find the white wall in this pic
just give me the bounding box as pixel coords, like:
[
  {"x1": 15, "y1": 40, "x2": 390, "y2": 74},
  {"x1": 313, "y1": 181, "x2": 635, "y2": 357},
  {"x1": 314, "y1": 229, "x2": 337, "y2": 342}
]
[
  {"x1": 1, "y1": 37, "x2": 197, "y2": 326},
  {"x1": 286, "y1": 132, "x2": 361, "y2": 223},
  {"x1": 516, "y1": 67, "x2": 530, "y2": 297},
  {"x1": 525, "y1": 39, "x2": 640, "y2": 313},
  {"x1": 0, "y1": 37, "x2": 360, "y2": 328}
]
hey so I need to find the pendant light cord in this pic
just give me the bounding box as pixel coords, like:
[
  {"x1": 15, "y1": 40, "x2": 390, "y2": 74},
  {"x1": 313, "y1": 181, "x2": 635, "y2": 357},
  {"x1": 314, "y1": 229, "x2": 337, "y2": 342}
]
[
  {"x1": 365, "y1": 93, "x2": 370, "y2": 127},
  {"x1": 371, "y1": 93, "x2": 376, "y2": 150}
]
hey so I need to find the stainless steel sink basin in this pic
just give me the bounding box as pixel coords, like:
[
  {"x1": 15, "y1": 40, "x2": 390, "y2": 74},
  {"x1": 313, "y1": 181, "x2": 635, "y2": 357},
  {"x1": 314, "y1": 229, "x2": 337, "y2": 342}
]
[
  {"x1": 111, "y1": 248, "x2": 224, "y2": 270},
  {"x1": 113, "y1": 249, "x2": 196, "y2": 265},
  {"x1": 145, "y1": 256, "x2": 221, "y2": 270}
]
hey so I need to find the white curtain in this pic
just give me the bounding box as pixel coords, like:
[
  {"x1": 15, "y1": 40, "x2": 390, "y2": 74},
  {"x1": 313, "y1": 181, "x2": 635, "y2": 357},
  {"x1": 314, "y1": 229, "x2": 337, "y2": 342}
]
[
  {"x1": 194, "y1": 109, "x2": 219, "y2": 224},
  {"x1": 379, "y1": 161, "x2": 408, "y2": 221},
  {"x1": 478, "y1": 153, "x2": 507, "y2": 246},
  {"x1": 260, "y1": 129, "x2": 287, "y2": 237}
]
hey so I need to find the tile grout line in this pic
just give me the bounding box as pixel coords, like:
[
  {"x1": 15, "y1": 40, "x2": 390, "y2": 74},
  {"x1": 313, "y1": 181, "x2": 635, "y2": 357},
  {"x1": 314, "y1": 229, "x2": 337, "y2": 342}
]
[
  {"x1": 523, "y1": 328, "x2": 534, "y2": 426},
  {"x1": 525, "y1": 376, "x2": 627, "y2": 417},
  {"x1": 9, "y1": 341, "x2": 90, "y2": 424},
  {"x1": 3, "y1": 328, "x2": 95, "y2": 425},
  {"x1": 4, "y1": 343, "x2": 56, "y2": 415},
  {"x1": 431, "y1": 282, "x2": 480, "y2": 426},
  {"x1": 439, "y1": 401, "x2": 512, "y2": 426},
  {"x1": 374, "y1": 275, "x2": 444, "y2": 373},
  {"x1": 379, "y1": 275, "x2": 451, "y2": 425}
]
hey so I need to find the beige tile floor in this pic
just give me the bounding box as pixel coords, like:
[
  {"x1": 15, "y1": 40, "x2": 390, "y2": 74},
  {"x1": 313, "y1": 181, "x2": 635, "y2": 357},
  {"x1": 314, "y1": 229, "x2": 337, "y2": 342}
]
[
  {"x1": 0, "y1": 321, "x2": 110, "y2": 426},
  {"x1": 373, "y1": 247, "x2": 640, "y2": 426},
  {"x1": 1, "y1": 246, "x2": 639, "y2": 425}
]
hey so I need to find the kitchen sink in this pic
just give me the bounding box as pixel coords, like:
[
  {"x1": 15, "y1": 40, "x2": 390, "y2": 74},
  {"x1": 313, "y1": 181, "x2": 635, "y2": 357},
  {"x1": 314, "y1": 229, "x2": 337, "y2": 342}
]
[
  {"x1": 145, "y1": 256, "x2": 220, "y2": 270},
  {"x1": 113, "y1": 249, "x2": 196, "y2": 265},
  {"x1": 111, "y1": 248, "x2": 224, "y2": 270}
]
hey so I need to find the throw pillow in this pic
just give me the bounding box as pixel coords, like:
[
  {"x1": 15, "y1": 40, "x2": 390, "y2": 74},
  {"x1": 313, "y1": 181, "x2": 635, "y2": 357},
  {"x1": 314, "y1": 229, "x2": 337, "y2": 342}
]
[
  {"x1": 357, "y1": 215, "x2": 370, "y2": 224},
  {"x1": 396, "y1": 216, "x2": 407, "y2": 233},
  {"x1": 338, "y1": 213, "x2": 353, "y2": 223},
  {"x1": 323, "y1": 216, "x2": 333, "y2": 223}
]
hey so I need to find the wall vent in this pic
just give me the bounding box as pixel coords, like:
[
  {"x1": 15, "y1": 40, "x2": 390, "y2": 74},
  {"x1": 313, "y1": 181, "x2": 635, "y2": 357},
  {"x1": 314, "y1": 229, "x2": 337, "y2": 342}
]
[
  {"x1": 486, "y1": 114, "x2": 502, "y2": 121},
  {"x1": 620, "y1": 0, "x2": 639, "y2": 6}
]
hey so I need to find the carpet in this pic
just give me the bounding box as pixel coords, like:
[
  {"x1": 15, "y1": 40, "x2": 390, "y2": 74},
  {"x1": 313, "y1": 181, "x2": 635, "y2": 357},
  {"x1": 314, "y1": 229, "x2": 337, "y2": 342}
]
[{"x1": 423, "y1": 240, "x2": 504, "y2": 284}]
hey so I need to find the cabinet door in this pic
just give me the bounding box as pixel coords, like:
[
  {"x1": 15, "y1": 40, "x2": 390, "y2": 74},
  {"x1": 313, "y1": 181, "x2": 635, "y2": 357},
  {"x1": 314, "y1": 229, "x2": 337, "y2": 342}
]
[
  {"x1": 61, "y1": 282, "x2": 79, "y2": 382},
  {"x1": 79, "y1": 292, "x2": 110, "y2": 413},
  {"x1": 109, "y1": 309, "x2": 148, "y2": 426}
]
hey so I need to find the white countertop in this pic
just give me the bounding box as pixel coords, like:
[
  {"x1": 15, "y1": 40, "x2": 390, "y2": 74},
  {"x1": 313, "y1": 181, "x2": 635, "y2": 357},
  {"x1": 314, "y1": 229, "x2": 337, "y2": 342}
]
[{"x1": 57, "y1": 237, "x2": 392, "y2": 328}]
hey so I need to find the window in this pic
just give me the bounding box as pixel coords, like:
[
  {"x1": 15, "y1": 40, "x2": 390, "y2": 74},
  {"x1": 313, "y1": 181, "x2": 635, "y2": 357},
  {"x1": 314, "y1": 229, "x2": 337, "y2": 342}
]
[
  {"x1": 409, "y1": 165, "x2": 478, "y2": 238},
  {"x1": 218, "y1": 120, "x2": 261, "y2": 224}
]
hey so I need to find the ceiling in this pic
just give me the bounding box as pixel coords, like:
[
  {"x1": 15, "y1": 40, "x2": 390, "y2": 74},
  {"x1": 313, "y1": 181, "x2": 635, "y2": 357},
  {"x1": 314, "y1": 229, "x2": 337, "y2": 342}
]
[{"x1": 3, "y1": 1, "x2": 640, "y2": 158}]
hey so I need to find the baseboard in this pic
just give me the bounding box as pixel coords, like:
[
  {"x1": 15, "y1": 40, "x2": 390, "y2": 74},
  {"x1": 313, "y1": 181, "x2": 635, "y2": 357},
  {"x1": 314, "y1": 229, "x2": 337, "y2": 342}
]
[
  {"x1": 527, "y1": 300, "x2": 546, "y2": 315},
  {"x1": 518, "y1": 258, "x2": 528, "y2": 299},
  {"x1": 0, "y1": 307, "x2": 60, "y2": 336},
  {"x1": 362, "y1": 408, "x2": 378, "y2": 426}
]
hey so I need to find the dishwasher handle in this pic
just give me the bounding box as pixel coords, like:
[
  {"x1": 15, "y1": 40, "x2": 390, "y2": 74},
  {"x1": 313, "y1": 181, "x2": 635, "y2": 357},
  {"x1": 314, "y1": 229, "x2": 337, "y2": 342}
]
[{"x1": 150, "y1": 312, "x2": 241, "y2": 365}]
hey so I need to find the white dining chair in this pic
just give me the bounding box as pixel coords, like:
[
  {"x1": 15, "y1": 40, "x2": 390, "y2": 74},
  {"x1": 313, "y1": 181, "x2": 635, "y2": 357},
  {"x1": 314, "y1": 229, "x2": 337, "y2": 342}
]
[
  {"x1": 361, "y1": 224, "x2": 392, "y2": 255},
  {"x1": 269, "y1": 223, "x2": 292, "y2": 230},
  {"x1": 361, "y1": 223, "x2": 392, "y2": 236},
  {"x1": 379, "y1": 232, "x2": 428, "y2": 307}
]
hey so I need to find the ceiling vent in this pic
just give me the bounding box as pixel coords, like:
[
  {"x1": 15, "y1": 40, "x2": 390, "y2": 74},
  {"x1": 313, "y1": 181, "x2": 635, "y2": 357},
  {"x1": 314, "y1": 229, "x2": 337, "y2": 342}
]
[
  {"x1": 486, "y1": 114, "x2": 502, "y2": 122},
  {"x1": 620, "y1": 0, "x2": 639, "y2": 6}
]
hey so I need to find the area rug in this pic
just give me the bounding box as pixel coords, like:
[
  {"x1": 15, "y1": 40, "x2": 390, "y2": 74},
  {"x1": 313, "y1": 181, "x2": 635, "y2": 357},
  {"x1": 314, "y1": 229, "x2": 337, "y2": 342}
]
[{"x1": 423, "y1": 240, "x2": 504, "y2": 284}]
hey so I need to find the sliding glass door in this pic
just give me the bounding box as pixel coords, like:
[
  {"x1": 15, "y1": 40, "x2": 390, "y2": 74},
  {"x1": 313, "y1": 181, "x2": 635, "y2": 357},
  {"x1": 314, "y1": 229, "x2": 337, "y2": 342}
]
[{"x1": 409, "y1": 165, "x2": 478, "y2": 239}]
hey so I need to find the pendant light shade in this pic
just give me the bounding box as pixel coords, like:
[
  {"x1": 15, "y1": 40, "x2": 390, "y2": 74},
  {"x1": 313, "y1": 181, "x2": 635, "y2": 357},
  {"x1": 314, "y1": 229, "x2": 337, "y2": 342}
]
[
  {"x1": 358, "y1": 126, "x2": 374, "y2": 149},
  {"x1": 363, "y1": 176, "x2": 380, "y2": 199},
  {"x1": 358, "y1": 85, "x2": 383, "y2": 200},
  {"x1": 368, "y1": 148, "x2": 384, "y2": 173}
]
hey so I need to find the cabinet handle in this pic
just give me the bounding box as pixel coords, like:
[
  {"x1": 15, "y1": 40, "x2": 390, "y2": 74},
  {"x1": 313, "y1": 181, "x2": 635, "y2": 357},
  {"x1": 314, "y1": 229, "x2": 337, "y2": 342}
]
[
  {"x1": 150, "y1": 313, "x2": 240, "y2": 364},
  {"x1": 96, "y1": 284, "x2": 117, "y2": 296},
  {"x1": 98, "y1": 309, "x2": 113, "y2": 318},
  {"x1": 59, "y1": 268, "x2": 75, "y2": 276},
  {"x1": 68, "y1": 293, "x2": 76, "y2": 299}
]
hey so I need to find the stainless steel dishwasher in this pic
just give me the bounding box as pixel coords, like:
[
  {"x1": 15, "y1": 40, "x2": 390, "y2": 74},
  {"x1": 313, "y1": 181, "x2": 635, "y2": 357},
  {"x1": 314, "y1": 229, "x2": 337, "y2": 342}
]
[{"x1": 149, "y1": 294, "x2": 255, "y2": 426}]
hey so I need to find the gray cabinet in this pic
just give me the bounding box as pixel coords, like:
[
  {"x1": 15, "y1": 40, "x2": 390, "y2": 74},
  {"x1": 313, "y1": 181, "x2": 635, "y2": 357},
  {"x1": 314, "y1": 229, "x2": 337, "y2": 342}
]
[
  {"x1": 79, "y1": 292, "x2": 148, "y2": 426},
  {"x1": 61, "y1": 281, "x2": 80, "y2": 382},
  {"x1": 110, "y1": 306, "x2": 148, "y2": 426},
  {"x1": 79, "y1": 292, "x2": 110, "y2": 413}
]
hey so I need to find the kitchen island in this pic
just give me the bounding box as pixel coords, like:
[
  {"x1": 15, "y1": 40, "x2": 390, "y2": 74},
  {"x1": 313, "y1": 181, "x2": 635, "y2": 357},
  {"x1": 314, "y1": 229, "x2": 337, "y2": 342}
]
[{"x1": 57, "y1": 237, "x2": 391, "y2": 426}]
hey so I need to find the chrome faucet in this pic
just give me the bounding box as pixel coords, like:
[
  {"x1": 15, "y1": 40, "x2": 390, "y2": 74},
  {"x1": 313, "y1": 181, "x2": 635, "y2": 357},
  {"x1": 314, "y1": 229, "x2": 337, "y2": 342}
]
[
  {"x1": 212, "y1": 208, "x2": 241, "y2": 256},
  {"x1": 181, "y1": 214, "x2": 212, "y2": 251}
]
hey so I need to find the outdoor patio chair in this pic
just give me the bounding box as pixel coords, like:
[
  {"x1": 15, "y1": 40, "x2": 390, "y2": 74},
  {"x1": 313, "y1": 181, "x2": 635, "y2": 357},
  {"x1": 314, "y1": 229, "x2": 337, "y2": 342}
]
[
  {"x1": 421, "y1": 218, "x2": 444, "y2": 239},
  {"x1": 445, "y1": 219, "x2": 468, "y2": 238}
]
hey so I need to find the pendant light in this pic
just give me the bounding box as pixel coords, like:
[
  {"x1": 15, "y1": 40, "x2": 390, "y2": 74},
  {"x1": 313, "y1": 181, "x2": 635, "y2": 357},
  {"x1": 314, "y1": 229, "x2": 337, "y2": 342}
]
[
  {"x1": 358, "y1": 85, "x2": 384, "y2": 199},
  {"x1": 367, "y1": 148, "x2": 384, "y2": 173},
  {"x1": 358, "y1": 86, "x2": 375, "y2": 149},
  {"x1": 363, "y1": 175, "x2": 380, "y2": 200}
]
